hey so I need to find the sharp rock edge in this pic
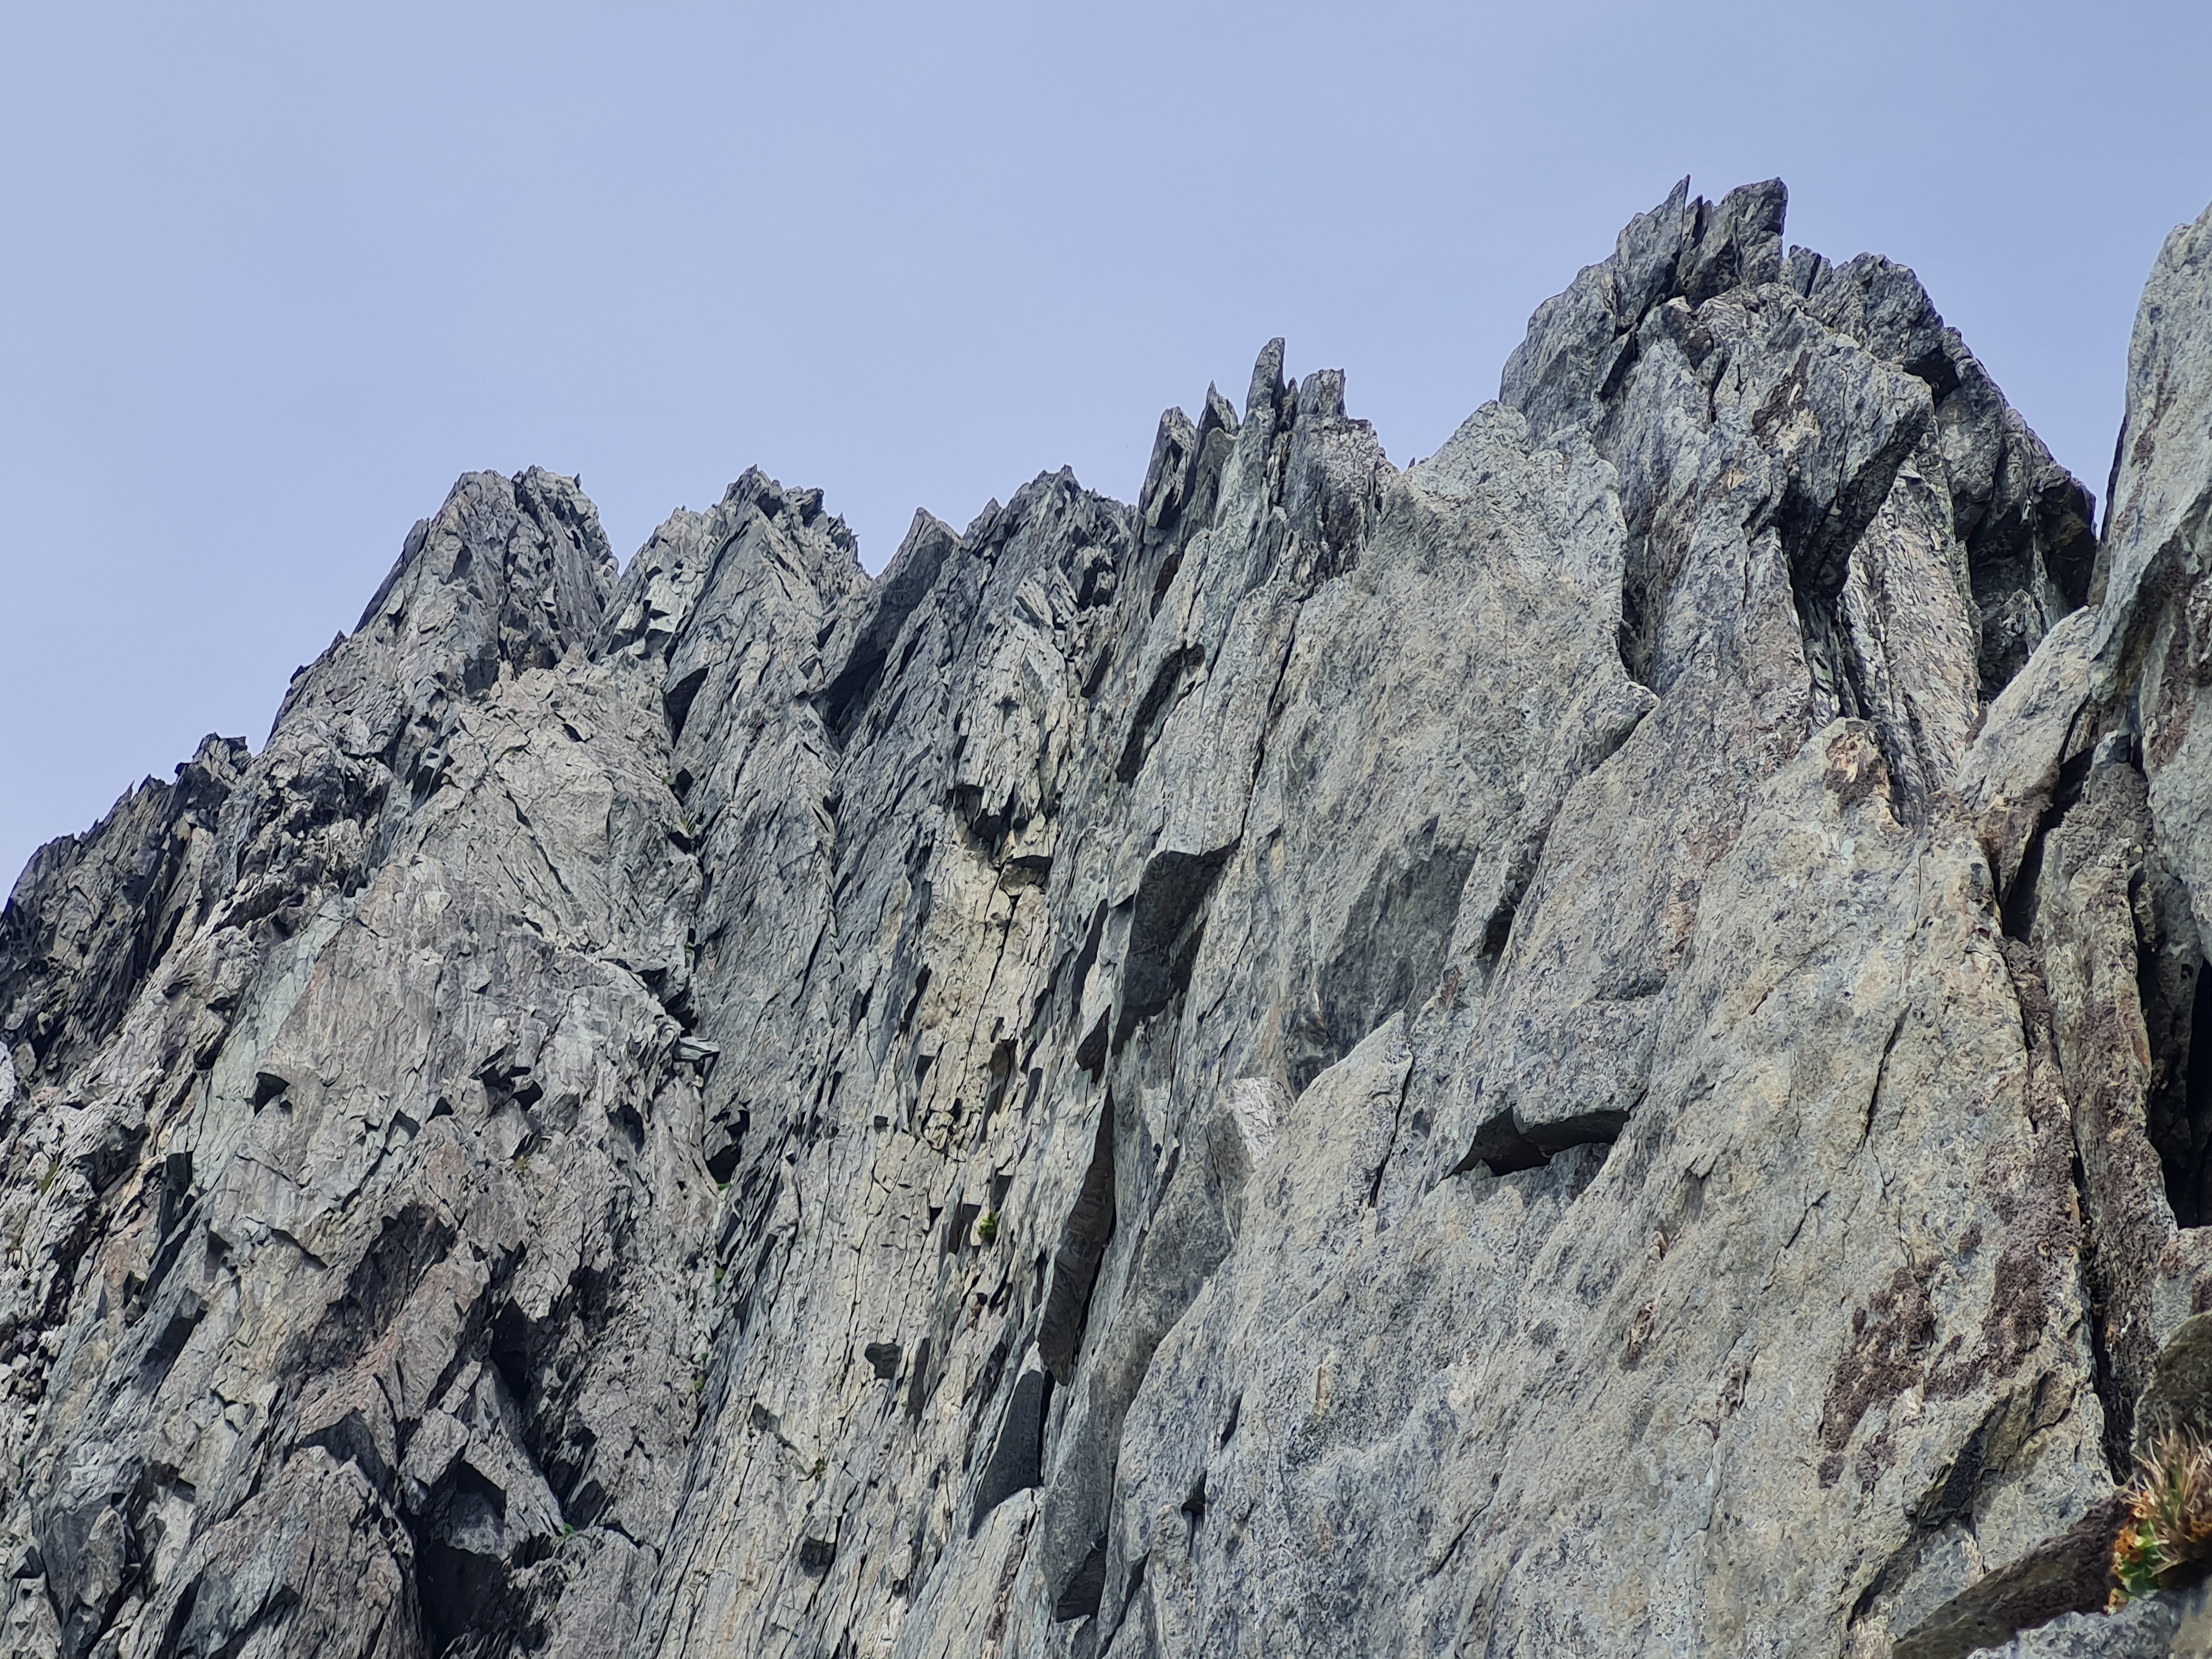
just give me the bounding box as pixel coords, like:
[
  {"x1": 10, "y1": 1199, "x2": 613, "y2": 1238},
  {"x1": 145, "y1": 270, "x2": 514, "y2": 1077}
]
[{"x1": 5, "y1": 182, "x2": 2212, "y2": 1659}]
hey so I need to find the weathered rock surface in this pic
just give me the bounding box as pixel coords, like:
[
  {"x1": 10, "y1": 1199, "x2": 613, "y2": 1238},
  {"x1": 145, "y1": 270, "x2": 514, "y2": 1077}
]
[{"x1": 5, "y1": 182, "x2": 2212, "y2": 1657}]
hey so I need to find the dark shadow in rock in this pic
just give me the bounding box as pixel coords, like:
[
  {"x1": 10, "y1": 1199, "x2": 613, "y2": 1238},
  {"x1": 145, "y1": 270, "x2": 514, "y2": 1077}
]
[
  {"x1": 417, "y1": 1536, "x2": 512, "y2": 1655},
  {"x1": 704, "y1": 1105, "x2": 749, "y2": 1186},
  {"x1": 1053, "y1": 1536, "x2": 1109, "y2": 1623},
  {"x1": 969, "y1": 1369, "x2": 1050, "y2": 1535},
  {"x1": 1116, "y1": 648, "x2": 1204, "y2": 785},
  {"x1": 904, "y1": 1338, "x2": 934, "y2": 1426},
  {"x1": 1290, "y1": 841, "x2": 1474, "y2": 1097},
  {"x1": 2141, "y1": 942, "x2": 2212, "y2": 1229},
  {"x1": 1997, "y1": 744, "x2": 2096, "y2": 944},
  {"x1": 304, "y1": 1201, "x2": 457, "y2": 1374},
  {"x1": 1040, "y1": 1099, "x2": 1117, "y2": 1382},
  {"x1": 1114, "y1": 850, "x2": 1231, "y2": 1053},
  {"x1": 818, "y1": 512, "x2": 956, "y2": 747},
  {"x1": 662, "y1": 663, "x2": 710, "y2": 744},
  {"x1": 1180, "y1": 1475, "x2": 1206, "y2": 1549},
  {"x1": 1455, "y1": 1107, "x2": 1626, "y2": 1177}
]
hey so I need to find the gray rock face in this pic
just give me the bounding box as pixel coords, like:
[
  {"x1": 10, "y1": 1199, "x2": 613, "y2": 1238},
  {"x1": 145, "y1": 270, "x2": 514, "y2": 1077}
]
[{"x1": 5, "y1": 183, "x2": 2212, "y2": 1658}]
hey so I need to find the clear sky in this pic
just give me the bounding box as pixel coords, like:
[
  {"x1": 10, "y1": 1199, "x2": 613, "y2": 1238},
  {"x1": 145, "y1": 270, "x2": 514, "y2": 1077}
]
[{"x1": 4, "y1": 0, "x2": 2209, "y2": 893}]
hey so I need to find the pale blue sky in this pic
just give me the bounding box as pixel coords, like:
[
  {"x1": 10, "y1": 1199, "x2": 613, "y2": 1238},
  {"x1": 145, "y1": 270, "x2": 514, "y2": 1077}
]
[{"x1": 5, "y1": 0, "x2": 2209, "y2": 890}]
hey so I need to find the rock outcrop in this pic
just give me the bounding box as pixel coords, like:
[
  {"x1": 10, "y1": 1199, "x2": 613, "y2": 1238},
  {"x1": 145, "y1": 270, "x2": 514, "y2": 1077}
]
[{"x1": 4, "y1": 180, "x2": 2211, "y2": 1658}]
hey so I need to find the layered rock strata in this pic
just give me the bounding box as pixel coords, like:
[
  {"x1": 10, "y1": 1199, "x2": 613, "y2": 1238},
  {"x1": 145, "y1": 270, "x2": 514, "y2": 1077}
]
[{"x1": 3, "y1": 180, "x2": 2210, "y2": 1657}]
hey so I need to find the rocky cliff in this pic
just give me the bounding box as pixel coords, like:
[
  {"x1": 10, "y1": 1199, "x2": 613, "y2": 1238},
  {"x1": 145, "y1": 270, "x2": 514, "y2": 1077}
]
[{"x1": 4, "y1": 179, "x2": 2211, "y2": 1658}]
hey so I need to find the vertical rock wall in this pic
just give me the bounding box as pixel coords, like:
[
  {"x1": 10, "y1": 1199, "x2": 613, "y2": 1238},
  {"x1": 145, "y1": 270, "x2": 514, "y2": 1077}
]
[{"x1": 3, "y1": 184, "x2": 2210, "y2": 1658}]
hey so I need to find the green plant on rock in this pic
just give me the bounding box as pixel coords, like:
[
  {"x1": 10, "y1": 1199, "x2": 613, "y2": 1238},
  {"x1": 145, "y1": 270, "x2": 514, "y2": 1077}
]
[
  {"x1": 976, "y1": 1211, "x2": 999, "y2": 1245},
  {"x1": 2112, "y1": 1433, "x2": 2212, "y2": 1606}
]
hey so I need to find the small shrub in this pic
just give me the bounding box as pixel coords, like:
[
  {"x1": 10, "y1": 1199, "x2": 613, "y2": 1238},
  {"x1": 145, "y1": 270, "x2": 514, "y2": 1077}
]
[
  {"x1": 977, "y1": 1211, "x2": 1000, "y2": 1245},
  {"x1": 2112, "y1": 1433, "x2": 2212, "y2": 1606}
]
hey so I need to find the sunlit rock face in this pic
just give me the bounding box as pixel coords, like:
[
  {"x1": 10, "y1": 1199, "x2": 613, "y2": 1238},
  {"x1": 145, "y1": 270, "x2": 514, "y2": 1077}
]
[{"x1": 4, "y1": 183, "x2": 2210, "y2": 1659}]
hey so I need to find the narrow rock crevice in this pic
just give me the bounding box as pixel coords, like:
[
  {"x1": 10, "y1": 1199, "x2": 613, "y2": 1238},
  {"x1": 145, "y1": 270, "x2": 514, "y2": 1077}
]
[
  {"x1": 1039, "y1": 1099, "x2": 1118, "y2": 1383},
  {"x1": 1455, "y1": 1103, "x2": 1628, "y2": 1178}
]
